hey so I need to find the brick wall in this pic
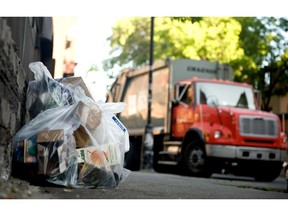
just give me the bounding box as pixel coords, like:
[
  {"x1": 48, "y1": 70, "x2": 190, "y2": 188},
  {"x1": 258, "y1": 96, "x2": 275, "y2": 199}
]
[{"x1": 0, "y1": 18, "x2": 33, "y2": 180}]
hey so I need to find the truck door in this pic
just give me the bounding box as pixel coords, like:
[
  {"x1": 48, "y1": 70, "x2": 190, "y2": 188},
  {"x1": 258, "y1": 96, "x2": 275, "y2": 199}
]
[{"x1": 172, "y1": 84, "x2": 194, "y2": 138}]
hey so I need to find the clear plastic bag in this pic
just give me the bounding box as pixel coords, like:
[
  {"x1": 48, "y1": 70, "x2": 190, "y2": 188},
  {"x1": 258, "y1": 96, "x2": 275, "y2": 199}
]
[
  {"x1": 26, "y1": 62, "x2": 74, "y2": 119},
  {"x1": 12, "y1": 62, "x2": 130, "y2": 188},
  {"x1": 13, "y1": 104, "x2": 80, "y2": 186},
  {"x1": 92, "y1": 102, "x2": 131, "y2": 186}
]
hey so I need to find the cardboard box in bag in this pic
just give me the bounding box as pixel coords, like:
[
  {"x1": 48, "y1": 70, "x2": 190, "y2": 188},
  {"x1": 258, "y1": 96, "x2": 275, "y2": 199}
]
[
  {"x1": 60, "y1": 76, "x2": 94, "y2": 100},
  {"x1": 76, "y1": 101, "x2": 101, "y2": 132},
  {"x1": 23, "y1": 138, "x2": 37, "y2": 163},
  {"x1": 36, "y1": 129, "x2": 64, "y2": 175},
  {"x1": 74, "y1": 125, "x2": 91, "y2": 148},
  {"x1": 76, "y1": 146, "x2": 104, "y2": 168},
  {"x1": 76, "y1": 144, "x2": 120, "y2": 167}
]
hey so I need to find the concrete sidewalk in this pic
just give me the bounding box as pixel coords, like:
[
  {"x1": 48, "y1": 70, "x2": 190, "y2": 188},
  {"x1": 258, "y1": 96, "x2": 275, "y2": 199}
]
[{"x1": 0, "y1": 177, "x2": 51, "y2": 199}]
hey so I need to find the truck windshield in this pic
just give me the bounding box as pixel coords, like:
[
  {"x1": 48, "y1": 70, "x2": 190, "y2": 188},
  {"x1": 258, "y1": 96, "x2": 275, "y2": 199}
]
[{"x1": 195, "y1": 82, "x2": 256, "y2": 110}]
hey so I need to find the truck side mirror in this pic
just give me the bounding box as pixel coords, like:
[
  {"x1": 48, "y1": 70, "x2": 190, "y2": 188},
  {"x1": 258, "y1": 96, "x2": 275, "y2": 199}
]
[
  {"x1": 207, "y1": 96, "x2": 219, "y2": 108},
  {"x1": 172, "y1": 99, "x2": 180, "y2": 106}
]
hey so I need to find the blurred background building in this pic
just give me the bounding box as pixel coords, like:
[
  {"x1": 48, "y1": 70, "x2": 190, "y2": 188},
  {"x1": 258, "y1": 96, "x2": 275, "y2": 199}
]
[{"x1": 52, "y1": 17, "x2": 78, "y2": 78}]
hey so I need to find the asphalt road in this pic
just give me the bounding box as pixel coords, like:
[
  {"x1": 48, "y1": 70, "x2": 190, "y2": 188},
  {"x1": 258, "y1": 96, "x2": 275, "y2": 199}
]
[
  {"x1": 1, "y1": 170, "x2": 287, "y2": 216},
  {"x1": 36, "y1": 170, "x2": 288, "y2": 199}
]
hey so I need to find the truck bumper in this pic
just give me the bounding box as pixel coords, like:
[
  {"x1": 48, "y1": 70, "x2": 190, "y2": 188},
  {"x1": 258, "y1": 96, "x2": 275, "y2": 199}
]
[{"x1": 205, "y1": 144, "x2": 288, "y2": 162}]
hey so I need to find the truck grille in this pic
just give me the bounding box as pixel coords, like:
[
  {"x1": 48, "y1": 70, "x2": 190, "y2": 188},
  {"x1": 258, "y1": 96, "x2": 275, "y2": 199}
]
[{"x1": 239, "y1": 115, "x2": 278, "y2": 138}]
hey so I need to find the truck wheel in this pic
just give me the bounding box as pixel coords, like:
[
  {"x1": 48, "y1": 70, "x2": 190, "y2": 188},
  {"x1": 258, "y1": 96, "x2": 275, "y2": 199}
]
[
  {"x1": 183, "y1": 143, "x2": 212, "y2": 177},
  {"x1": 253, "y1": 162, "x2": 283, "y2": 182}
]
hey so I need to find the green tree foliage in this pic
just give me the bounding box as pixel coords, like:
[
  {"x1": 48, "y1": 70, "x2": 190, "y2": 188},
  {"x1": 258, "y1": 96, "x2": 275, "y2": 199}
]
[
  {"x1": 87, "y1": 64, "x2": 99, "y2": 72},
  {"x1": 234, "y1": 17, "x2": 288, "y2": 79},
  {"x1": 104, "y1": 17, "x2": 244, "y2": 70},
  {"x1": 257, "y1": 50, "x2": 288, "y2": 110},
  {"x1": 103, "y1": 17, "x2": 150, "y2": 70},
  {"x1": 234, "y1": 17, "x2": 288, "y2": 110}
]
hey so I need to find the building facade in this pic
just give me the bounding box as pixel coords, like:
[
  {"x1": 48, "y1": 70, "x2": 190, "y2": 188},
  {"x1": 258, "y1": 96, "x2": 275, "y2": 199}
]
[{"x1": 0, "y1": 17, "x2": 54, "y2": 180}]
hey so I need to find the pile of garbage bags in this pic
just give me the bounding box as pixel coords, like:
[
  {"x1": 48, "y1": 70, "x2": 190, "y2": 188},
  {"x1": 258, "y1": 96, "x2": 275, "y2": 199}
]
[{"x1": 12, "y1": 62, "x2": 130, "y2": 188}]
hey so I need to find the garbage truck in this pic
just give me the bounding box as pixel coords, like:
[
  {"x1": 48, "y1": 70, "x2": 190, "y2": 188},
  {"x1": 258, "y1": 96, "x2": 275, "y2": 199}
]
[{"x1": 107, "y1": 58, "x2": 288, "y2": 181}]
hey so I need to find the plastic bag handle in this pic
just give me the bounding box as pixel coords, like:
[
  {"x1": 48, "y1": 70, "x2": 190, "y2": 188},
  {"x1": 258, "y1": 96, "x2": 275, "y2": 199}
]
[
  {"x1": 29, "y1": 62, "x2": 53, "y2": 80},
  {"x1": 98, "y1": 102, "x2": 126, "y2": 114}
]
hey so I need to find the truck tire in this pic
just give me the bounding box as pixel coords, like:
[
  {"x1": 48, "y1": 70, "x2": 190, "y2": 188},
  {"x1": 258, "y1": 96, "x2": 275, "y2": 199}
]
[
  {"x1": 183, "y1": 142, "x2": 212, "y2": 178},
  {"x1": 253, "y1": 161, "x2": 283, "y2": 182}
]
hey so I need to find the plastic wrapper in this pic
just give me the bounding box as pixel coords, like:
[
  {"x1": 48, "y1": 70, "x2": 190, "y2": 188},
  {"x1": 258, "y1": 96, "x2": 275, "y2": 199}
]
[{"x1": 12, "y1": 62, "x2": 130, "y2": 188}]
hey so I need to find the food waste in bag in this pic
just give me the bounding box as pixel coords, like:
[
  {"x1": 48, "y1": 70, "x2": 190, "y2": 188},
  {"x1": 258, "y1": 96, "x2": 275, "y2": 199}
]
[{"x1": 12, "y1": 62, "x2": 130, "y2": 188}]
